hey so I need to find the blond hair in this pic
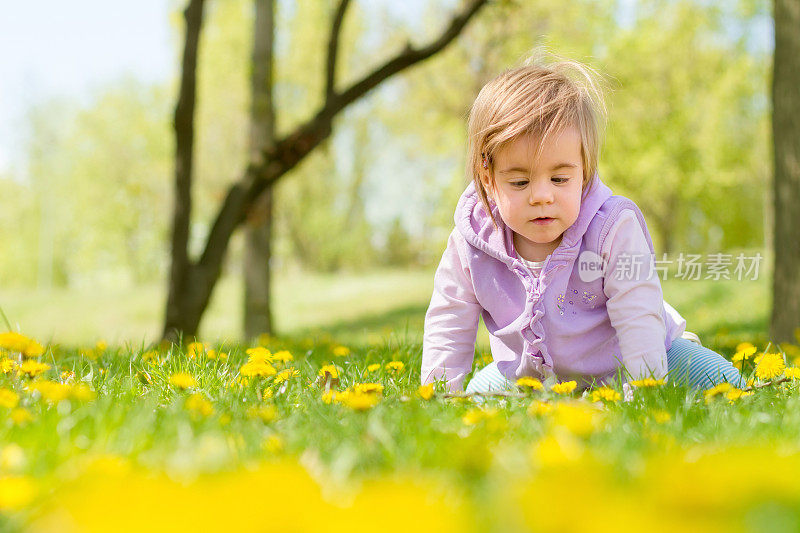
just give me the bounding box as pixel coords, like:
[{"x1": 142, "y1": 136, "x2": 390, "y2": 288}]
[{"x1": 466, "y1": 57, "x2": 608, "y2": 226}]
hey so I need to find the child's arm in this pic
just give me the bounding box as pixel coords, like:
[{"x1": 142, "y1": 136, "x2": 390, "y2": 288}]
[
  {"x1": 602, "y1": 210, "x2": 668, "y2": 380},
  {"x1": 421, "y1": 229, "x2": 481, "y2": 391}
]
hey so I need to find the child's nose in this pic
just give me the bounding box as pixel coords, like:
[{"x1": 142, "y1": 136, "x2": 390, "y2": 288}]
[{"x1": 528, "y1": 181, "x2": 554, "y2": 205}]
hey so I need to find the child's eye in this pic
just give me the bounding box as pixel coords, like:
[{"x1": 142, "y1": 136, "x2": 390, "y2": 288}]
[
  {"x1": 552, "y1": 176, "x2": 570, "y2": 184},
  {"x1": 510, "y1": 180, "x2": 528, "y2": 188}
]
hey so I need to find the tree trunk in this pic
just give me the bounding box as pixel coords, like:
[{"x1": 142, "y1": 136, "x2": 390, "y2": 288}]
[
  {"x1": 243, "y1": 0, "x2": 276, "y2": 340},
  {"x1": 162, "y1": 0, "x2": 490, "y2": 342},
  {"x1": 770, "y1": 0, "x2": 800, "y2": 343},
  {"x1": 163, "y1": 0, "x2": 205, "y2": 342}
]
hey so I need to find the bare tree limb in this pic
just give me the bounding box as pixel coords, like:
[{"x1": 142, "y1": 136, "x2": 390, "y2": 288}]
[{"x1": 325, "y1": 0, "x2": 352, "y2": 102}]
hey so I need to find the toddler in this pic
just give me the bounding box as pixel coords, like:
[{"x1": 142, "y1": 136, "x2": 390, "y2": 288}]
[{"x1": 421, "y1": 59, "x2": 743, "y2": 394}]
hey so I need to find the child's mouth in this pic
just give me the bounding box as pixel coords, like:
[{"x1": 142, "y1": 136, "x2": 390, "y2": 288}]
[{"x1": 532, "y1": 217, "x2": 554, "y2": 225}]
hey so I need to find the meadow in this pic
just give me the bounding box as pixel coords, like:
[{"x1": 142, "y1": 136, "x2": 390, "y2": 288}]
[{"x1": 2, "y1": 264, "x2": 799, "y2": 532}]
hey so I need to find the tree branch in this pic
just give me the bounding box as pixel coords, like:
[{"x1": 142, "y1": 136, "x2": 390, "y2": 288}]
[
  {"x1": 196, "y1": 0, "x2": 490, "y2": 293},
  {"x1": 325, "y1": 0, "x2": 352, "y2": 102}
]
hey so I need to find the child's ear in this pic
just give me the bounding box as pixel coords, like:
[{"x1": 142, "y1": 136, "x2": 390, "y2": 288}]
[{"x1": 480, "y1": 171, "x2": 495, "y2": 201}]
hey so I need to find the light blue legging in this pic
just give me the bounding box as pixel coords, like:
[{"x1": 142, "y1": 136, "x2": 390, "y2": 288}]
[{"x1": 465, "y1": 338, "x2": 745, "y2": 393}]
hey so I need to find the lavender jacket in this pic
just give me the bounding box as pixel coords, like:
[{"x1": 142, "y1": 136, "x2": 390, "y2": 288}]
[{"x1": 421, "y1": 176, "x2": 686, "y2": 391}]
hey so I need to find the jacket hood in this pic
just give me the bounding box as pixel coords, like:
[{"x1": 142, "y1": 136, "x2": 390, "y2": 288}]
[{"x1": 455, "y1": 176, "x2": 613, "y2": 267}]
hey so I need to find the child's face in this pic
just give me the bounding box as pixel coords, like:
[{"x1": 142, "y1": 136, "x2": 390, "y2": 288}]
[{"x1": 481, "y1": 127, "x2": 584, "y2": 261}]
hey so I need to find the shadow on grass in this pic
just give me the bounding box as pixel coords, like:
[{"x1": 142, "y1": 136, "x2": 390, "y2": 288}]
[{"x1": 290, "y1": 303, "x2": 428, "y2": 346}]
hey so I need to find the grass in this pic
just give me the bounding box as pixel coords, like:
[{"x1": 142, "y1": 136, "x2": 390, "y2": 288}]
[{"x1": 1, "y1": 263, "x2": 795, "y2": 531}]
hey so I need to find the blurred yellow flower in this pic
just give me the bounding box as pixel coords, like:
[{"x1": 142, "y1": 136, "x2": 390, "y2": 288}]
[
  {"x1": 629, "y1": 378, "x2": 665, "y2": 388},
  {"x1": 169, "y1": 372, "x2": 196, "y2": 390},
  {"x1": 533, "y1": 432, "x2": 583, "y2": 467},
  {"x1": 367, "y1": 363, "x2": 381, "y2": 372},
  {"x1": 550, "y1": 381, "x2": 577, "y2": 395},
  {"x1": 0, "y1": 475, "x2": 36, "y2": 511},
  {"x1": 240, "y1": 361, "x2": 277, "y2": 378},
  {"x1": 18, "y1": 360, "x2": 50, "y2": 378},
  {"x1": 9, "y1": 408, "x2": 32, "y2": 425},
  {"x1": 0, "y1": 388, "x2": 19, "y2": 409},
  {"x1": 0, "y1": 332, "x2": 44, "y2": 358},
  {"x1": 516, "y1": 377, "x2": 543, "y2": 390},
  {"x1": 263, "y1": 435, "x2": 284, "y2": 454},
  {"x1": 385, "y1": 361, "x2": 405, "y2": 373},
  {"x1": 186, "y1": 342, "x2": 207, "y2": 359},
  {"x1": 70, "y1": 384, "x2": 96, "y2": 402},
  {"x1": 28, "y1": 380, "x2": 71, "y2": 403},
  {"x1": 247, "y1": 405, "x2": 277, "y2": 422},
  {"x1": 271, "y1": 350, "x2": 293, "y2": 363},
  {"x1": 462, "y1": 407, "x2": 497, "y2": 426},
  {"x1": 339, "y1": 391, "x2": 381, "y2": 411},
  {"x1": 651, "y1": 410, "x2": 672, "y2": 424},
  {"x1": 784, "y1": 367, "x2": 800, "y2": 380},
  {"x1": 141, "y1": 350, "x2": 159, "y2": 362},
  {"x1": 332, "y1": 346, "x2": 350, "y2": 358},
  {"x1": 528, "y1": 400, "x2": 552, "y2": 417},
  {"x1": 321, "y1": 390, "x2": 337, "y2": 404},
  {"x1": 755, "y1": 352, "x2": 785, "y2": 380},
  {"x1": 590, "y1": 387, "x2": 621, "y2": 402},
  {"x1": 725, "y1": 388, "x2": 753, "y2": 402},
  {"x1": 418, "y1": 384, "x2": 435, "y2": 400},
  {"x1": 352, "y1": 383, "x2": 384, "y2": 395},
  {"x1": 551, "y1": 401, "x2": 604, "y2": 437},
  {"x1": 185, "y1": 394, "x2": 214, "y2": 417},
  {"x1": 206, "y1": 349, "x2": 228, "y2": 360}
]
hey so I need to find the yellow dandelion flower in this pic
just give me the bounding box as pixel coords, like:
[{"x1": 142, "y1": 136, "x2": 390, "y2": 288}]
[
  {"x1": 755, "y1": 352, "x2": 785, "y2": 380},
  {"x1": 332, "y1": 345, "x2": 350, "y2": 358},
  {"x1": 533, "y1": 432, "x2": 583, "y2": 466},
  {"x1": 385, "y1": 361, "x2": 405, "y2": 373},
  {"x1": 240, "y1": 361, "x2": 277, "y2": 378},
  {"x1": 0, "y1": 388, "x2": 20, "y2": 409},
  {"x1": 246, "y1": 347, "x2": 273, "y2": 363},
  {"x1": 528, "y1": 400, "x2": 552, "y2": 417},
  {"x1": 141, "y1": 350, "x2": 159, "y2": 362},
  {"x1": 784, "y1": 367, "x2": 800, "y2": 380},
  {"x1": 550, "y1": 381, "x2": 577, "y2": 395},
  {"x1": 0, "y1": 359, "x2": 16, "y2": 374},
  {"x1": 60, "y1": 371, "x2": 75, "y2": 382},
  {"x1": 318, "y1": 364, "x2": 339, "y2": 379},
  {"x1": 70, "y1": 383, "x2": 96, "y2": 402},
  {"x1": 551, "y1": 401, "x2": 603, "y2": 437},
  {"x1": 271, "y1": 350, "x2": 293, "y2": 363},
  {"x1": 186, "y1": 341, "x2": 207, "y2": 359},
  {"x1": 274, "y1": 368, "x2": 300, "y2": 384},
  {"x1": 651, "y1": 410, "x2": 672, "y2": 424},
  {"x1": 591, "y1": 386, "x2": 621, "y2": 402},
  {"x1": 704, "y1": 382, "x2": 733, "y2": 402},
  {"x1": 352, "y1": 383, "x2": 384, "y2": 395},
  {"x1": 629, "y1": 378, "x2": 666, "y2": 388},
  {"x1": 169, "y1": 372, "x2": 196, "y2": 390},
  {"x1": 340, "y1": 390, "x2": 381, "y2": 411},
  {"x1": 418, "y1": 383, "x2": 435, "y2": 400},
  {"x1": 28, "y1": 381, "x2": 71, "y2": 403},
  {"x1": 0, "y1": 332, "x2": 44, "y2": 357},
  {"x1": 185, "y1": 394, "x2": 214, "y2": 417},
  {"x1": 516, "y1": 377, "x2": 544, "y2": 390},
  {"x1": 10, "y1": 408, "x2": 32, "y2": 425},
  {"x1": 367, "y1": 363, "x2": 381, "y2": 372},
  {"x1": 725, "y1": 388, "x2": 753, "y2": 402},
  {"x1": 462, "y1": 407, "x2": 497, "y2": 426},
  {"x1": 95, "y1": 340, "x2": 107, "y2": 352},
  {"x1": 321, "y1": 390, "x2": 337, "y2": 404},
  {"x1": 0, "y1": 475, "x2": 37, "y2": 510},
  {"x1": 247, "y1": 405, "x2": 277, "y2": 422},
  {"x1": 18, "y1": 360, "x2": 50, "y2": 378},
  {"x1": 734, "y1": 342, "x2": 757, "y2": 356},
  {"x1": 262, "y1": 388, "x2": 274, "y2": 399}
]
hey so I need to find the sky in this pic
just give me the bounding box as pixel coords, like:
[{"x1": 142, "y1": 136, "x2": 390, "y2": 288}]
[{"x1": 0, "y1": 0, "x2": 174, "y2": 175}]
